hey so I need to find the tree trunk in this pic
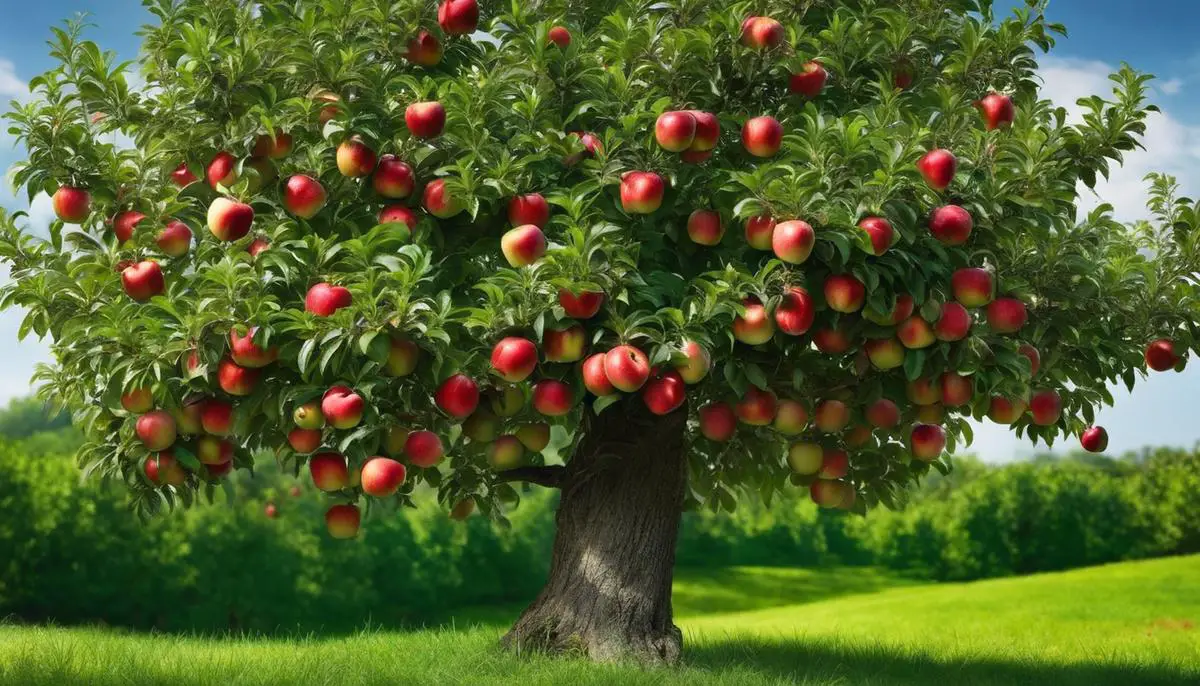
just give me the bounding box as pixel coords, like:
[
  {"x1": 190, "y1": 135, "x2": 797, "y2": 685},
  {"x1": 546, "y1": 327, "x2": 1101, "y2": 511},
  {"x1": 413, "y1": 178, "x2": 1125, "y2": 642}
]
[{"x1": 501, "y1": 396, "x2": 687, "y2": 664}]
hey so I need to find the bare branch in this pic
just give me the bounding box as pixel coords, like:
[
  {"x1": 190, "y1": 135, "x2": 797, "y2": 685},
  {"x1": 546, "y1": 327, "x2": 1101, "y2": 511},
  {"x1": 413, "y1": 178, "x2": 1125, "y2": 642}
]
[{"x1": 495, "y1": 465, "x2": 565, "y2": 489}]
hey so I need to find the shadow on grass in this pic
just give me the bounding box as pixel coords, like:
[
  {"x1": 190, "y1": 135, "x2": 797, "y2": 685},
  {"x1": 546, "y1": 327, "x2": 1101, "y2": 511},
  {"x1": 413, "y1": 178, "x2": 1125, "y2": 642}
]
[
  {"x1": 673, "y1": 566, "x2": 915, "y2": 617},
  {"x1": 686, "y1": 635, "x2": 1197, "y2": 686}
]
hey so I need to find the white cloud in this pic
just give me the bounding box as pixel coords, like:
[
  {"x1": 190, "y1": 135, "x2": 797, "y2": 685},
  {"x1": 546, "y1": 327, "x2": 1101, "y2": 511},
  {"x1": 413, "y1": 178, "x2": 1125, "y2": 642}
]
[
  {"x1": 1159, "y1": 78, "x2": 1183, "y2": 95},
  {"x1": 0, "y1": 59, "x2": 24, "y2": 99}
]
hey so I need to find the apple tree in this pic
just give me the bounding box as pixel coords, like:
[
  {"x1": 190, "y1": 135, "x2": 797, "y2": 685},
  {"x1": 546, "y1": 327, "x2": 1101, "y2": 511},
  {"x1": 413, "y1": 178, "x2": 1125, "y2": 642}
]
[{"x1": 2, "y1": 0, "x2": 1198, "y2": 664}]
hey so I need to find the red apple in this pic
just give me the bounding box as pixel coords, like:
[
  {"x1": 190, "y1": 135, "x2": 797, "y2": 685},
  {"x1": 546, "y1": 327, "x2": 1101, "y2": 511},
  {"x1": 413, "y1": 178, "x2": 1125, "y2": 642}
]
[
  {"x1": 675, "y1": 340, "x2": 711, "y2": 384},
  {"x1": 207, "y1": 197, "x2": 254, "y2": 241},
  {"x1": 866, "y1": 399, "x2": 901, "y2": 430},
  {"x1": 811, "y1": 479, "x2": 852, "y2": 508},
  {"x1": 687, "y1": 111, "x2": 720, "y2": 151},
  {"x1": 559, "y1": 289, "x2": 604, "y2": 319},
  {"x1": 170, "y1": 163, "x2": 197, "y2": 187},
  {"x1": 864, "y1": 294, "x2": 915, "y2": 326},
  {"x1": 744, "y1": 215, "x2": 775, "y2": 250},
  {"x1": 1030, "y1": 389, "x2": 1062, "y2": 426},
  {"x1": 582, "y1": 353, "x2": 616, "y2": 396},
  {"x1": 173, "y1": 400, "x2": 203, "y2": 435},
  {"x1": 405, "y1": 30, "x2": 443, "y2": 66},
  {"x1": 773, "y1": 399, "x2": 808, "y2": 435},
  {"x1": 508, "y1": 193, "x2": 550, "y2": 227},
  {"x1": 987, "y1": 297, "x2": 1027, "y2": 334},
  {"x1": 742, "y1": 116, "x2": 783, "y2": 157},
  {"x1": 620, "y1": 171, "x2": 665, "y2": 214},
  {"x1": 789, "y1": 61, "x2": 827, "y2": 97},
  {"x1": 371, "y1": 155, "x2": 415, "y2": 199},
  {"x1": 1019, "y1": 344, "x2": 1041, "y2": 377},
  {"x1": 548, "y1": 26, "x2": 571, "y2": 48},
  {"x1": 934, "y1": 302, "x2": 972, "y2": 342},
  {"x1": 156, "y1": 220, "x2": 192, "y2": 257},
  {"x1": 813, "y1": 327, "x2": 852, "y2": 355},
  {"x1": 322, "y1": 386, "x2": 365, "y2": 429},
  {"x1": 736, "y1": 386, "x2": 777, "y2": 426},
  {"x1": 604, "y1": 345, "x2": 650, "y2": 392},
  {"x1": 252, "y1": 130, "x2": 293, "y2": 159},
  {"x1": 305, "y1": 283, "x2": 353, "y2": 317},
  {"x1": 217, "y1": 357, "x2": 259, "y2": 396},
  {"x1": 1080, "y1": 426, "x2": 1108, "y2": 453},
  {"x1": 733, "y1": 298, "x2": 775, "y2": 345},
  {"x1": 909, "y1": 424, "x2": 945, "y2": 461},
  {"x1": 687, "y1": 209, "x2": 724, "y2": 246},
  {"x1": 206, "y1": 151, "x2": 238, "y2": 188},
  {"x1": 699, "y1": 403, "x2": 737, "y2": 442},
  {"x1": 787, "y1": 442, "x2": 823, "y2": 474},
  {"x1": 940, "y1": 372, "x2": 973, "y2": 407},
  {"x1": 405, "y1": 101, "x2": 446, "y2": 138},
  {"x1": 897, "y1": 315, "x2": 935, "y2": 349},
  {"x1": 200, "y1": 399, "x2": 234, "y2": 436},
  {"x1": 121, "y1": 387, "x2": 153, "y2": 414},
  {"x1": 229, "y1": 327, "x2": 278, "y2": 368},
  {"x1": 988, "y1": 395, "x2": 1027, "y2": 424},
  {"x1": 136, "y1": 410, "x2": 177, "y2": 451},
  {"x1": 491, "y1": 337, "x2": 538, "y2": 382},
  {"x1": 379, "y1": 205, "x2": 419, "y2": 230},
  {"x1": 906, "y1": 377, "x2": 941, "y2": 406},
  {"x1": 405, "y1": 430, "x2": 445, "y2": 467},
  {"x1": 532, "y1": 379, "x2": 574, "y2": 416},
  {"x1": 112, "y1": 211, "x2": 146, "y2": 243},
  {"x1": 893, "y1": 62, "x2": 914, "y2": 89},
  {"x1": 325, "y1": 504, "x2": 361, "y2": 539},
  {"x1": 288, "y1": 428, "x2": 322, "y2": 453},
  {"x1": 362, "y1": 457, "x2": 407, "y2": 497},
  {"x1": 52, "y1": 186, "x2": 91, "y2": 223},
  {"x1": 437, "y1": 0, "x2": 478, "y2": 35},
  {"x1": 772, "y1": 220, "x2": 815, "y2": 264},
  {"x1": 643, "y1": 368, "x2": 686, "y2": 415},
  {"x1": 423, "y1": 178, "x2": 462, "y2": 218},
  {"x1": 336, "y1": 137, "x2": 377, "y2": 178},
  {"x1": 1145, "y1": 339, "x2": 1179, "y2": 372},
  {"x1": 951, "y1": 268, "x2": 994, "y2": 307},
  {"x1": 315, "y1": 90, "x2": 342, "y2": 126},
  {"x1": 247, "y1": 237, "x2": 270, "y2": 257},
  {"x1": 820, "y1": 448, "x2": 849, "y2": 479},
  {"x1": 928, "y1": 205, "x2": 972, "y2": 246},
  {"x1": 740, "y1": 16, "x2": 784, "y2": 49},
  {"x1": 917, "y1": 149, "x2": 957, "y2": 191},
  {"x1": 814, "y1": 399, "x2": 850, "y2": 433},
  {"x1": 435, "y1": 373, "x2": 480, "y2": 418},
  {"x1": 775, "y1": 287, "x2": 814, "y2": 335},
  {"x1": 501, "y1": 224, "x2": 547, "y2": 267},
  {"x1": 566, "y1": 131, "x2": 603, "y2": 164},
  {"x1": 825, "y1": 274, "x2": 866, "y2": 313},
  {"x1": 979, "y1": 92, "x2": 1015, "y2": 130},
  {"x1": 858, "y1": 217, "x2": 894, "y2": 256},
  {"x1": 122, "y1": 261, "x2": 165, "y2": 302},
  {"x1": 543, "y1": 324, "x2": 586, "y2": 363},
  {"x1": 145, "y1": 451, "x2": 187, "y2": 487},
  {"x1": 655, "y1": 111, "x2": 697, "y2": 152},
  {"x1": 865, "y1": 338, "x2": 905, "y2": 370},
  {"x1": 197, "y1": 436, "x2": 234, "y2": 465}
]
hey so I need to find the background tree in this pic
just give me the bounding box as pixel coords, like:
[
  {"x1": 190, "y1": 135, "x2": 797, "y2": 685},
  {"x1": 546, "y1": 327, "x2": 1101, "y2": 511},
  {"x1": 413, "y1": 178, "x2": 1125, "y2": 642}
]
[{"x1": 1, "y1": 0, "x2": 1198, "y2": 664}]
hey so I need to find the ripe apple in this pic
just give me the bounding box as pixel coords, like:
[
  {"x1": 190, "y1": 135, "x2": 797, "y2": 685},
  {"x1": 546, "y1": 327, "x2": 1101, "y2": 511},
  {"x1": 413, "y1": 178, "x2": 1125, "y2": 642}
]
[
  {"x1": 314, "y1": 90, "x2": 342, "y2": 126},
  {"x1": 197, "y1": 436, "x2": 234, "y2": 465},
  {"x1": 136, "y1": 410, "x2": 177, "y2": 451},
  {"x1": 909, "y1": 424, "x2": 946, "y2": 461},
  {"x1": 917, "y1": 149, "x2": 957, "y2": 190},
  {"x1": 405, "y1": 30, "x2": 443, "y2": 66},
  {"x1": 940, "y1": 372, "x2": 973, "y2": 407},
  {"x1": 986, "y1": 297, "x2": 1027, "y2": 334},
  {"x1": 559, "y1": 289, "x2": 604, "y2": 319},
  {"x1": 336, "y1": 137, "x2": 377, "y2": 178},
  {"x1": 733, "y1": 298, "x2": 775, "y2": 345},
  {"x1": 687, "y1": 111, "x2": 720, "y2": 151},
  {"x1": 293, "y1": 401, "x2": 325, "y2": 430},
  {"x1": 305, "y1": 283, "x2": 353, "y2": 317},
  {"x1": 742, "y1": 116, "x2": 783, "y2": 157},
  {"x1": 405, "y1": 430, "x2": 445, "y2": 467},
  {"x1": 543, "y1": 324, "x2": 587, "y2": 363},
  {"x1": 385, "y1": 338, "x2": 419, "y2": 377},
  {"x1": 325, "y1": 504, "x2": 361, "y2": 539},
  {"x1": 384, "y1": 426, "x2": 410, "y2": 456},
  {"x1": 112, "y1": 211, "x2": 146, "y2": 243},
  {"x1": 934, "y1": 302, "x2": 972, "y2": 342},
  {"x1": 857, "y1": 217, "x2": 894, "y2": 256},
  {"x1": 1019, "y1": 344, "x2": 1041, "y2": 377},
  {"x1": 820, "y1": 448, "x2": 849, "y2": 479},
  {"x1": 435, "y1": 373, "x2": 480, "y2": 418},
  {"x1": 277, "y1": 175, "x2": 326, "y2": 220},
  {"x1": 988, "y1": 395, "x2": 1027, "y2": 424},
  {"x1": 773, "y1": 399, "x2": 808, "y2": 435},
  {"x1": 604, "y1": 345, "x2": 650, "y2": 392},
  {"x1": 1144, "y1": 339, "x2": 1179, "y2": 372},
  {"x1": 565, "y1": 131, "x2": 603, "y2": 164},
  {"x1": 864, "y1": 294, "x2": 915, "y2": 326},
  {"x1": 362, "y1": 457, "x2": 407, "y2": 497},
  {"x1": 789, "y1": 61, "x2": 827, "y2": 97},
  {"x1": 917, "y1": 403, "x2": 946, "y2": 425},
  {"x1": 206, "y1": 151, "x2": 239, "y2": 188},
  {"x1": 121, "y1": 387, "x2": 153, "y2": 414},
  {"x1": 264, "y1": 503, "x2": 277, "y2": 519},
  {"x1": 52, "y1": 186, "x2": 91, "y2": 223},
  {"x1": 207, "y1": 197, "x2": 254, "y2": 241},
  {"x1": 145, "y1": 451, "x2": 187, "y2": 487},
  {"x1": 516, "y1": 423, "x2": 551, "y2": 452},
  {"x1": 865, "y1": 338, "x2": 905, "y2": 370},
  {"x1": 379, "y1": 205, "x2": 419, "y2": 230},
  {"x1": 156, "y1": 220, "x2": 192, "y2": 257},
  {"x1": 814, "y1": 399, "x2": 850, "y2": 433},
  {"x1": 744, "y1": 215, "x2": 776, "y2": 250},
  {"x1": 200, "y1": 399, "x2": 233, "y2": 436},
  {"x1": 1029, "y1": 389, "x2": 1062, "y2": 426},
  {"x1": 217, "y1": 357, "x2": 260, "y2": 396},
  {"x1": 655, "y1": 111, "x2": 697, "y2": 152},
  {"x1": 370, "y1": 155, "x2": 415, "y2": 199},
  {"x1": 979, "y1": 92, "x2": 1015, "y2": 130},
  {"x1": 450, "y1": 499, "x2": 476, "y2": 520},
  {"x1": 508, "y1": 193, "x2": 550, "y2": 227},
  {"x1": 825, "y1": 274, "x2": 865, "y2": 313},
  {"x1": 582, "y1": 353, "x2": 616, "y2": 396},
  {"x1": 897, "y1": 315, "x2": 936, "y2": 349},
  {"x1": 736, "y1": 386, "x2": 777, "y2": 426},
  {"x1": 489, "y1": 385, "x2": 525, "y2": 416},
  {"x1": 288, "y1": 428, "x2": 322, "y2": 453},
  {"x1": 423, "y1": 179, "x2": 462, "y2": 218},
  {"x1": 1080, "y1": 426, "x2": 1108, "y2": 453},
  {"x1": 951, "y1": 268, "x2": 994, "y2": 307},
  {"x1": 488, "y1": 435, "x2": 526, "y2": 470},
  {"x1": 928, "y1": 205, "x2": 973, "y2": 245},
  {"x1": 322, "y1": 386, "x2": 365, "y2": 429},
  {"x1": 812, "y1": 327, "x2": 852, "y2": 355},
  {"x1": 463, "y1": 410, "x2": 499, "y2": 443},
  {"x1": 247, "y1": 237, "x2": 270, "y2": 257},
  {"x1": 772, "y1": 220, "x2": 815, "y2": 264},
  {"x1": 675, "y1": 340, "x2": 711, "y2": 384},
  {"x1": 906, "y1": 377, "x2": 941, "y2": 405},
  {"x1": 740, "y1": 16, "x2": 784, "y2": 50},
  {"x1": 252, "y1": 129, "x2": 293, "y2": 159},
  {"x1": 687, "y1": 209, "x2": 724, "y2": 246},
  {"x1": 170, "y1": 163, "x2": 197, "y2": 187},
  {"x1": 122, "y1": 261, "x2": 165, "y2": 302},
  {"x1": 866, "y1": 399, "x2": 901, "y2": 430},
  {"x1": 620, "y1": 171, "x2": 665, "y2": 214},
  {"x1": 548, "y1": 26, "x2": 571, "y2": 48},
  {"x1": 699, "y1": 402, "x2": 737, "y2": 442},
  {"x1": 787, "y1": 442, "x2": 823, "y2": 475},
  {"x1": 491, "y1": 337, "x2": 538, "y2": 382},
  {"x1": 643, "y1": 369, "x2": 686, "y2": 415},
  {"x1": 775, "y1": 287, "x2": 814, "y2": 335},
  {"x1": 204, "y1": 460, "x2": 234, "y2": 480},
  {"x1": 811, "y1": 479, "x2": 851, "y2": 508},
  {"x1": 229, "y1": 327, "x2": 278, "y2": 368},
  {"x1": 532, "y1": 379, "x2": 574, "y2": 416},
  {"x1": 501, "y1": 224, "x2": 547, "y2": 267},
  {"x1": 437, "y1": 0, "x2": 478, "y2": 35},
  {"x1": 405, "y1": 101, "x2": 446, "y2": 138},
  {"x1": 893, "y1": 62, "x2": 915, "y2": 89}
]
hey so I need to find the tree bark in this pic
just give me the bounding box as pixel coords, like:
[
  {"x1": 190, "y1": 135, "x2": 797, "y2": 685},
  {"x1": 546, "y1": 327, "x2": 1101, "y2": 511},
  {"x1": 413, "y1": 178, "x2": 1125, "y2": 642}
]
[{"x1": 501, "y1": 396, "x2": 687, "y2": 664}]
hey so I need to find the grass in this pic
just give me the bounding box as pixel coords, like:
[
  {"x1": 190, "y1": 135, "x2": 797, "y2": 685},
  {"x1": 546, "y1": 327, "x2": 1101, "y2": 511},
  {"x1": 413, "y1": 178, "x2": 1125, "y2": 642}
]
[{"x1": 1, "y1": 556, "x2": 1197, "y2": 685}]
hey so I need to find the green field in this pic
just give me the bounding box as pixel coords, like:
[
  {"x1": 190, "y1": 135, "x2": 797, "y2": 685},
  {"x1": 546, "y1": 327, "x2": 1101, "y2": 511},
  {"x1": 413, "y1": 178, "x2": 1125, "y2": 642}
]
[{"x1": 1, "y1": 556, "x2": 1196, "y2": 685}]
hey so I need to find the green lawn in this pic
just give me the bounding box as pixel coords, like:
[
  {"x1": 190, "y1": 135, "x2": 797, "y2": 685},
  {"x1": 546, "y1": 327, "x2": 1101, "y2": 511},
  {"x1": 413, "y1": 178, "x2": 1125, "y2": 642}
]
[{"x1": 1, "y1": 556, "x2": 1197, "y2": 685}]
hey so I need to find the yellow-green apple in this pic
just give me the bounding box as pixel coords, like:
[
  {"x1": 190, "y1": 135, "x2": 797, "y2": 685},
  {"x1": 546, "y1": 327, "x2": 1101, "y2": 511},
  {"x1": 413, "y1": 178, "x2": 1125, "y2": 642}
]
[
  {"x1": 910, "y1": 424, "x2": 945, "y2": 461},
  {"x1": 405, "y1": 430, "x2": 444, "y2": 467},
  {"x1": 604, "y1": 345, "x2": 650, "y2": 392},
  {"x1": 739, "y1": 16, "x2": 784, "y2": 49},
  {"x1": 450, "y1": 498, "x2": 476, "y2": 520},
  {"x1": 559, "y1": 289, "x2": 604, "y2": 319},
  {"x1": 322, "y1": 386, "x2": 365, "y2": 429},
  {"x1": 543, "y1": 324, "x2": 586, "y2": 363},
  {"x1": 197, "y1": 435, "x2": 234, "y2": 465},
  {"x1": 325, "y1": 504, "x2": 360, "y2": 539},
  {"x1": 917, "y1": 403, "x2": 945, "y2": 424},
  {"x1": 247, "y1": 237, "x2": 270, "y2": 257},
  {"x1": 655, "y1": 111, "x2": 697, "y2": 152},
  {"x1": 293, "y1": 401, "x2": 325, "y2": 430},
  {"x1": 929, "y1": 205, "x2": 972, "y2": 245},
  {"x1": 1029, "y1": 389, "x2": 1061, "y2": 426},
  {"x1": 207, "y1": 197, "x2": 254, "y2": 241},
  {"x1": 687, "y1": 111, "x2": 719, "y2": 151},
  {"x1": 951, "y1": 268, "x2": 994, "y2": 307},
  {"x1": 742, "y1": 115, "x2": 783, "y2": 157},
  {"x1": 362, "y1": 457, "x2": 406, "y2": 497},
  {"x1": 310, "y1": 452, "x2": 349, "y2": 490},
  {"x1": 865, "y1": 338, "x2": 905, "y2": 370},
  {"x1": 229, "y1": 327, "x2": 278, "y2": 368},
  {"x1": 733, "y1": 298, "x2": 775, "y2": 344},
  {"x1": 773, "y1": 399, "x2": 808, "y2": 435},
  {"x1": 288, "y1": 428, "x2": 322, "y2": 453},
  {"x1": 772, "y1": 220, "x2": 815, "y2": 264},
  {"x1": 508, "y1": 192, "x2": 549, "y2": 227},
  {"x1": 820, "y1": 448, "x2": 849, "y2": 478},
  {"x1": 1144, "y1": 339, "x2": 1179, "y2": 372},
  {"x1": 206, "y1": 151, "x2": 239, "y2": 188},
  {"x1": 305, "y1": 282, "x2": 353, "y2": 317},
  {"x1": 463, "y1": 410, "x2": 499, "y2": 442},
  {"x1": 252, "y1": 129, "x2": 293, "y2": 159},
  {"x1": 121, "y1": 387, "x2": 153, "y2": 413},
  {"x1": 170, "y1": 163, "x2": 197, "y2": 187},
  {"x1": 643, "y1": 368, "x2": 686, "y2": 415},
  {"x1": 283, "y1": 174, "x2": 327, "y2": 218},
  {"x1": 336, "y1": 137, "x2": 377, "y2": 178},
  {"x1": 897, "y1": 315, "x2": 935, "y2": 349},
  {"x1": 979, "y1": 92, "x2": 1015, "y2": 130},
  {"x1": 405, "y1": 30, "x2": 442, "y2": 66},
  {"x1": 548, "y1": 26, "x2": 571, "y2": 48},
  {"x1": 866, "y1": 398, "x2": 901, "y2": 430},
  {"x1": 906, "y1": 377, "x2": 940, "y2": 405},
  {"x1": 491, "y1": 337, "x2": 538, "y2": 382},
  {"x1": 217, "y1": 357, "x2": 260, "y2": 396},
  {"x1": 864, "y1": 293, "x2": 915, "y2": 326},
  {"x1": 172, "y1": 401, "x2": 204, "y2": 435},
  {"x1": 371, "y1": 155, "x2": 414, "y2": 198},
  {"x1": 619, "y1": 171, "x2": 665, "y2": 214},
  {"x1": 811, "y1": 479, "x2": 851, "y2": 508},
  {"x1": 122, "y1": 261, "x2": 165, "y2": 302},
  {"x1": 156, "y1": 220, "x2": 192, "y2": 257},
  {"x1": 917, "y1": 149, "x2": 956, "y2": 190},
  {"x1": 379, "y1": 205, "x2": 419, "y2": 229},
  {"x1": 487, "y1": 435, "x2": 525, "y2": 470},
  {"x1": 1080, "y1": 426, "x2": 1108, "y2": 453},
  {"x1": 814, "y1": 399, "x2": 850, "y2": 433},
  {"x1": 112, "y1": 210, "x2": 146, "y2": 243},
  {"x1": 744, "y1": 215, "x2": 775, "y2": 250},
  {"x1": 988, "y1": 395, "x2": 1027, "y2": 424},
  {"x1": 813, "y1": 327, "x2": 852, "y2": 354},
  {"x1": 435, "y1": 373, "x2": 480, "y2": 418},
  {"x1": 735, "y1": 386, "x2": 777, "y2": 426},
  {"x1": 986, "y1": 297, "x2": 1027, "y2": 334},
  {"x1": 787, "y1": 442, "x2": 823, "y2": 474},
  {"x1": 699, "y1": 402, "x2": 737, "y2": 442},
  {"x1": 437, "y1": 0, "x2": 478, "y2": 34},
  {"x1": 775, "y1": 286, "x2": 814, "y2": 335},
  {"x1": 1019, "y1": 343, "x2": 1041, "y2": 377},
  {"x1": 501, "y1": 224, "x2": 547, "y2": 267},
  {"x1": 423, "y1": 178, "x2": 462, "y2": 218},
  {"x1": 405, "y1": 101, "x2": 446, "y2": 138},
  {"x1": 675, "y1": 340, "x2": 711, "y2": 384},
  {"x1": 52, "y1": 186, "x2": 91, "y2": 223},
  {"x1": 516, "y1": 422, "x2": 551, "y2": 452},
  {"x1": 687, "y1": 209, "x2": 723, "y2": 245},
  {"x1": 582, "y1": 353, "x2": 616, "y2": 396},
  {"x1": 789, "y1": 61, "x2": 827, "y2": 97},
  {"x1": 825, "y1": 274, "x2": 865, "y2": 313},
  {"x1": 145, "y1": 451, "x2": 187, "y2": 487},
  {"x1": 200, "y1": 399, "x2": 233, "y2": 435},
  {"x1": 935, "y1": 302, "x2": 972, "y2": 341},
  {"x1": 381, "y1": 338, "x2": 418, "y2": 378},
  {"x1": 940, "y1": 372, "x2": 973, "y2": 407},
  {"x1": 858, "y1": 217, "x2": 893, "y2": 256},
  {"x1": 489, "y1": 386, "x2": 525, "y2": 416},
  {"x1": 532, "y1": 379, "x2": 574, "y2": 416},
  {"x1": 384, "y1": 426, "x2": 410, "y2": 456},
  {"x1": 136, "y1": 410, "x2": 177, "y2": 451}
]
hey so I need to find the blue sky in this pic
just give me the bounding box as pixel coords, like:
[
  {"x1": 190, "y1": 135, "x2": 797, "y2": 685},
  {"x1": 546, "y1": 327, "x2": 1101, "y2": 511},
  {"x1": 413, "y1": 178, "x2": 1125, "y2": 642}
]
[{"x1": 1, "y1": 2, "x2": 1198, "y2": 461}]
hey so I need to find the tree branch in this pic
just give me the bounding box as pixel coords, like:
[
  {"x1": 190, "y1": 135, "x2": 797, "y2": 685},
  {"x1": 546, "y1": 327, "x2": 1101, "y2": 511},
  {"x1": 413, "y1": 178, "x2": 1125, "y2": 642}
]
[{"x1": 495, "y1": 465, "x2": 566, "y2": 488}]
